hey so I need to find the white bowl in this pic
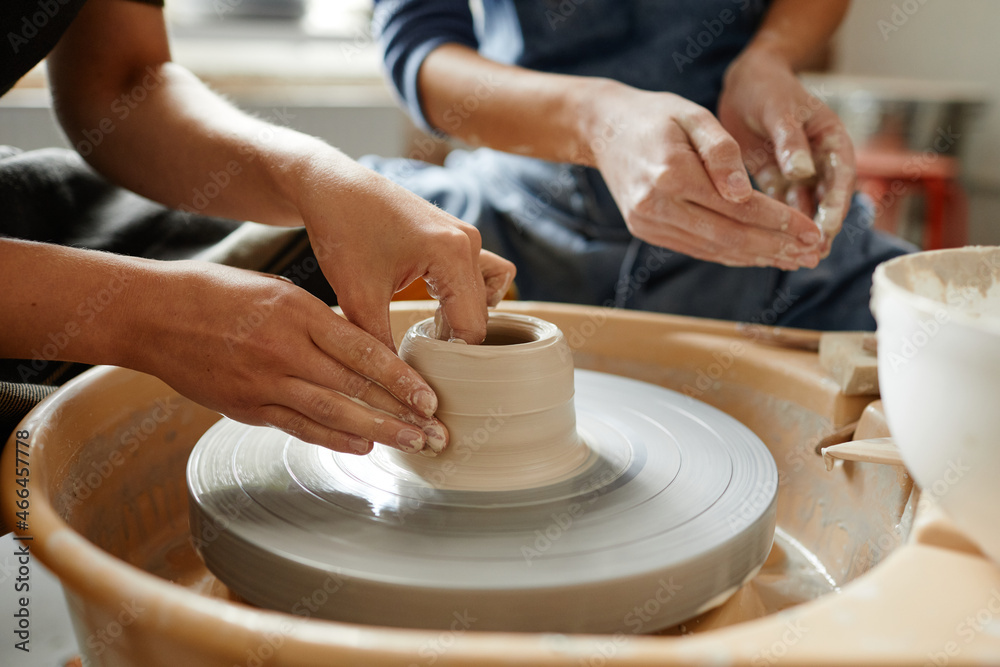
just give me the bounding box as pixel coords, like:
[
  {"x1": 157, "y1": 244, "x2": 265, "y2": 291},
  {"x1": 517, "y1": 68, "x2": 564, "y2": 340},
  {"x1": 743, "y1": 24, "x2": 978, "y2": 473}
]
[{"x1": 872, "y1": 246, "x2": 1000, "y2": 562}]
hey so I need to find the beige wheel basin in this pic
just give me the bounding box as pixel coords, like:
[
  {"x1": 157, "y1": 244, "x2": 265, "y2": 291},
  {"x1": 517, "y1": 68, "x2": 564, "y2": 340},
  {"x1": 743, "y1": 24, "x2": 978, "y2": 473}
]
[{"x1": 3, "y1": 302, "x2": 999, "y2": 666}]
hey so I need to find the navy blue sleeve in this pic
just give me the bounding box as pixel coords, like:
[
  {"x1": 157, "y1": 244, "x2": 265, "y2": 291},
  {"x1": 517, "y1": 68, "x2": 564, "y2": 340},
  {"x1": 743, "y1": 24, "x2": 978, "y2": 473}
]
[{"x1": 372, "y1": 0, "x2": 479, "y2": 134}]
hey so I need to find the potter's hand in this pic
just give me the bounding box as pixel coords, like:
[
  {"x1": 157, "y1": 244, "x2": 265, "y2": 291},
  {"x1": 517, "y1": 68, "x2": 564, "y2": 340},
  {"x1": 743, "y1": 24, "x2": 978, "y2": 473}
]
[
  {"x1": 589, "y1": 83, "x2": 824, "y2": 270},
  {"x1": 295, "y1": 161, "x2": 515, "y2": 348},
  {"x1": 718, "y1": 48, "x2": 855, "y2": 257},
  {"x1": 128, "y1": 261, "x2": 447, "y2": 455}
]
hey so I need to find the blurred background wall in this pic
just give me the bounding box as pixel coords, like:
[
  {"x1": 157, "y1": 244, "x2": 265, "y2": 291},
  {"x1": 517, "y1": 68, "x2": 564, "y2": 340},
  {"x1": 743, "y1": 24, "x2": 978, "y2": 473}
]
[
  {"x1": 832, "y1": 0, "x2": 1000, "y2": 244},
  {"x1": 1, "y1": 0, "x2": 996, "y2": 245}
]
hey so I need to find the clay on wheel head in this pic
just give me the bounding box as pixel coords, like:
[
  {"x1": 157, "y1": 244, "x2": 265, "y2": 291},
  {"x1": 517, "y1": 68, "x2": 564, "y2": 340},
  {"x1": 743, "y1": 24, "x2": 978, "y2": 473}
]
[
  {"x1": 394, "y1": 313, "x2": 593, "y2": 491},
  {"x1": 187, "y1": 312, "x2": 779, "y2": 633}
]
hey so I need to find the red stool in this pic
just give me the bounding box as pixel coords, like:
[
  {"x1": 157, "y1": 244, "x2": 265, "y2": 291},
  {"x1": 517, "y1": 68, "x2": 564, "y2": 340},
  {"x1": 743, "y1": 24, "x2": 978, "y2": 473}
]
[{"x1": 855, "y1": 147, "x2": 969, "y2": 250}]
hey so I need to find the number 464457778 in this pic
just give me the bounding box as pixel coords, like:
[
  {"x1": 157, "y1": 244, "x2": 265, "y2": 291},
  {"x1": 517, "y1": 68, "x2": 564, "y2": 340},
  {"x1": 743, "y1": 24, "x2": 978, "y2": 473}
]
[{"x1": 13, "y1": 429, "x2": 30, "y2": 530}]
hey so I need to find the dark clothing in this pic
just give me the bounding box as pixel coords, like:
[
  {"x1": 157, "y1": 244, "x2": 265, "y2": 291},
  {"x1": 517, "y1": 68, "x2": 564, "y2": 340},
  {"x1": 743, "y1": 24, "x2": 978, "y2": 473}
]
[
  {"x1": 376, "y1": 0, "x2": 771, "y2": 133},
  {"x1": 366, "y1": 0, "x2": 914, "y2": 331},
  {"x1": 0, "y1": 0, "x2": 250, "y2": 439},
  {"x1": 1, "y1": 0, "x2": 163, "y2": 96}
]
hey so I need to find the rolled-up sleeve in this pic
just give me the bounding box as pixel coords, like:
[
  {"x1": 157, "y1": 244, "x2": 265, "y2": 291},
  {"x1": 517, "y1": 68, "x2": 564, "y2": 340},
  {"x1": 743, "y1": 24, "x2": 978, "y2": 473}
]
[{"x1": 373, "y1": 0, "x2": 479, "y2": 134}]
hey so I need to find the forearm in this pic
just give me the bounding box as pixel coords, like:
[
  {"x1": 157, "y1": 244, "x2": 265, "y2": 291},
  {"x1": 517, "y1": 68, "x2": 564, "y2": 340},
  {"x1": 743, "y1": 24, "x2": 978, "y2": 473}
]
[
  {"x1": 737, "y1": 0, "x2": 850, "y2": 70},
  {"x1": 52, "y1": 61, "x2": 367, "y2": 227},
  {"x1": 1, "y1": 238, "x2": 455, "y2": 454},
  {"x1": 418, "y1": 43, "x2": 621, "y2": 167},
  {"x1": 0, "y1": 238, "x2": 147, "y2": 367},
  {"x1": 46, "y1": 0, "x2": 373, "y2": 229}
]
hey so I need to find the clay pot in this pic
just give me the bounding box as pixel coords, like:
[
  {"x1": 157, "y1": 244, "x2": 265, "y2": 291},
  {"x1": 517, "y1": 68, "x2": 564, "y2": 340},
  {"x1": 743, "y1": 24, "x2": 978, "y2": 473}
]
[{"x1": 394, "y1": 312, "x2": 590, "y2": 490}]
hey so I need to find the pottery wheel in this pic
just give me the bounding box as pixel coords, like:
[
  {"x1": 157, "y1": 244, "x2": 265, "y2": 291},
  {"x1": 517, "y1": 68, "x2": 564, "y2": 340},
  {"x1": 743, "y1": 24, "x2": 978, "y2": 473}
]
[{"x1": 188, "y1": 368, "x2": 777, "y2": 633}]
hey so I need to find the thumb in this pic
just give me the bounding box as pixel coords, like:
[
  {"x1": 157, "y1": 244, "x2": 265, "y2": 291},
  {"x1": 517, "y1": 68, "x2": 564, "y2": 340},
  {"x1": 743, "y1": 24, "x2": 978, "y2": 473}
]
[{"x1": 677, "y1": 111, "x2": 753, "y2": 203}]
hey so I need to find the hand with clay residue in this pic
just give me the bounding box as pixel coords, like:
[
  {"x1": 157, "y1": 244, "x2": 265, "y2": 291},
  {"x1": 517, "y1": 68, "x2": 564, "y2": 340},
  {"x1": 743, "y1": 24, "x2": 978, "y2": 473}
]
[
  {"x1": 587, "y1": 82, "x2": 825, "y2": 270},
  {"x1": 124, "y1": 260, "x2": 452, "y2": 457},
  {"x1": 718, "y1": 48, "x2": 856, "y2": 259},
  {"x1": 294, "y1": 160, "x2": 515, "y2": 350}
]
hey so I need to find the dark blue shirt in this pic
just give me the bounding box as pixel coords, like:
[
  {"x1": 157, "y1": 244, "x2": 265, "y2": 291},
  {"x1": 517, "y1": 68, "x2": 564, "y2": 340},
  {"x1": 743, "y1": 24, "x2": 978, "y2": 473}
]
[
  {"x1": 374, "y1": 0, "x2": 771, "y2": 134},
  {"x1": 360, "y1": 0, "x2": 910, "y2": 332}
]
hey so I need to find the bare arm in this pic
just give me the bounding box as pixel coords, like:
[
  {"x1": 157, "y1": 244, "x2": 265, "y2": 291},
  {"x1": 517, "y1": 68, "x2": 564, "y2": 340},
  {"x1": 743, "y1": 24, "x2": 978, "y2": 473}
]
[
  {"x1": 47, "y1": 0, "x2": 513, "y2": 345},
  {"x1": 0, "y1": 239, "x2": 140, "y2": 367},
  {"x1": 0, "y1": 238, "x2": 452, "y2": 455},
  {"x1": 49, "y1": 0, "x2": 332, "y2": 226},
  {"x1": 415, "y1": 42, "x2": 824, "y2": 270},
  {"x1": 744, "y1": 0, "x2": 851, "y2": 70},
  {"x1": 7, "y1": 0, "x2": 520, "y2": 454}
]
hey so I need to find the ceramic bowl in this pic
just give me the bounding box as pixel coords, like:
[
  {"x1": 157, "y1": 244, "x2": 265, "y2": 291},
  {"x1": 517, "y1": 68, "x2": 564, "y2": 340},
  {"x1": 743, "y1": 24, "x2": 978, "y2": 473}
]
[{"x1": 872, "y1": 246, "x2": 1000, "y2": 562}]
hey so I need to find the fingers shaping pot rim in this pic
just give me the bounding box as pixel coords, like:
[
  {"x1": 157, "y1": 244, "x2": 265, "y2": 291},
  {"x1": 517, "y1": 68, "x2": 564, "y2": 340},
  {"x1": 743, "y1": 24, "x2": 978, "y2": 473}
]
[{"x1": 399, "y1": 312, "x2": 571, "y2": 383}]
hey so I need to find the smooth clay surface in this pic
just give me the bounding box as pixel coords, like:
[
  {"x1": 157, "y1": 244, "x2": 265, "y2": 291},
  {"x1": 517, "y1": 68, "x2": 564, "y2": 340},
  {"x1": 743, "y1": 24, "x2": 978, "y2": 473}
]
[{"x1": 392, "y1": 313, "x2": 592, "y2": 491}]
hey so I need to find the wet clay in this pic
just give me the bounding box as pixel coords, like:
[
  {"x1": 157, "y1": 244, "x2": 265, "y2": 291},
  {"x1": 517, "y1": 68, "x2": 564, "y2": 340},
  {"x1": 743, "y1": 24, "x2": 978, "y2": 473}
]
[{"x1": 393, "y1": 313, "x2": 594, "y2": 491}]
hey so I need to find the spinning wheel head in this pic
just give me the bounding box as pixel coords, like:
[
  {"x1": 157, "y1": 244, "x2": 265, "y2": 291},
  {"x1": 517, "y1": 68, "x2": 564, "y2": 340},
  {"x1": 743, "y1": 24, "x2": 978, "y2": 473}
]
[{"x1": 188, "y1": 314, "x2": 778, "y2": 632}]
